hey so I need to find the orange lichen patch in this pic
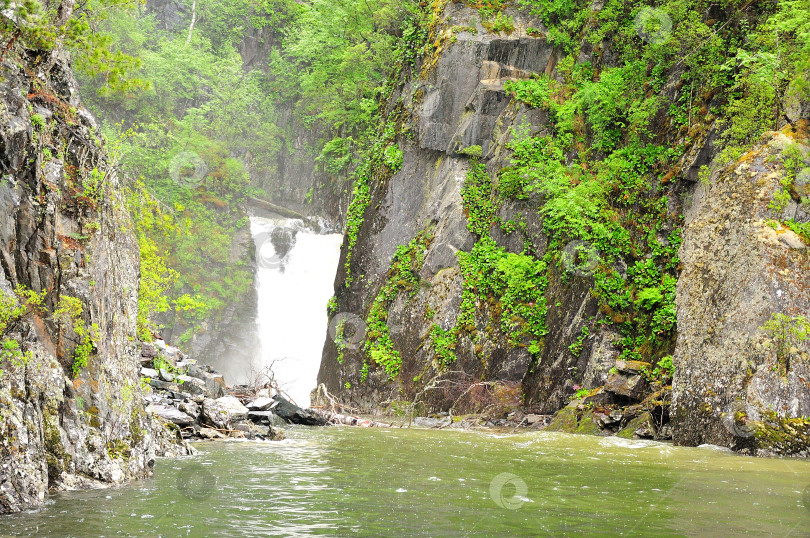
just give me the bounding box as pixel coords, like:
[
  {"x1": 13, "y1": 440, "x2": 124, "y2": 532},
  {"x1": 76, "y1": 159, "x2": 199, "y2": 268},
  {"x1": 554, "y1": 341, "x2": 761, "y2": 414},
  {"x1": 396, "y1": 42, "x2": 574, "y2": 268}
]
[
  {"x1": 660, "y1": 170, "x2": 676, "y2": 184},
  {"x1": 195, "y1": 191, "x2": 228, "y2": 208},
  {"x1": 58, "y1": 234, "x2": 83, "y2": 250},
  {"x1": 784, "y1": 120, "x2": 809, "y2": 142}
]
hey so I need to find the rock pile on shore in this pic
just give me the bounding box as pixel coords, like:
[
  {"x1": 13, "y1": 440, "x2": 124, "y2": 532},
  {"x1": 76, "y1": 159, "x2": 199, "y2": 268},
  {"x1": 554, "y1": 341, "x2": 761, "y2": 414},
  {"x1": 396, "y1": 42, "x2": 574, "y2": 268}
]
[{"x1": 140, "y1": 340, "x2": 287, "y2": 441}]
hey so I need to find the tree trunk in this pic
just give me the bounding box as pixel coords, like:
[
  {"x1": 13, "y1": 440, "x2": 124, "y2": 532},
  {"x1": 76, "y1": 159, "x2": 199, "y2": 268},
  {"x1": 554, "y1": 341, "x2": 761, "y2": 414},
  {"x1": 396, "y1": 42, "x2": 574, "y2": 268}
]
[{"x1": 186, "y1": 0, "x2": 197, "y2": 45}]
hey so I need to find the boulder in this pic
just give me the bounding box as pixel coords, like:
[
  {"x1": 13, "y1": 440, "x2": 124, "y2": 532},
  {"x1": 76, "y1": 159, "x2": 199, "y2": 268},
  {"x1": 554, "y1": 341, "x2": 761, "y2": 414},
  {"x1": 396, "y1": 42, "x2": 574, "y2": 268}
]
[
  {"x1": 247, "y1": 410, "x2": 287, "y2": 427},
  {"x1": 178, "y1": 401, "x2": 200, "y2": 419},
  {"x1": 147, "y1": 404, "x2": 195, "y2": 426},
  {"x1": 140, "y1": 367, "x2": 158, "y2": 379},
  {"x1": 413, "y1": 416, "x2": 452, "y2": 428},
  {"x1": 604, "y1": 373, "x2": 648, "y2": 400},
  {"x1": 187, "y1": 365, "x2": 226, "y2": 399},
  {"x1": 246, "y1": 397, "x2": 274, "y2": 411},
  {"x1": 271, "y1": 395, "x2": 327, "y2": 426},
  {"x1": 175, "y1": 375, "x2": 207, "y2": 397},
  {"x1": 159, "y1": 369, "x2": 174, "y2": 382},
  {"x1": 614, "y1": 360, "x2": 651, "y2": 375},
  {"x1": 202, "y1": 396, "x2": 249, "y2": 429},
  {"x1": 149, "y1": 378, "x2": 181, "y2": 393}
]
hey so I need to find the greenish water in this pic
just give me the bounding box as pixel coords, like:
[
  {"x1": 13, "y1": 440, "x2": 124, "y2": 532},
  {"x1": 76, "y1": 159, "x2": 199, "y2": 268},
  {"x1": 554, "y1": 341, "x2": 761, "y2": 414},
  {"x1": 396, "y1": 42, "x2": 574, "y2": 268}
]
[{"x1": 1, "y1": 427, "x2": 809, "y2": 536}]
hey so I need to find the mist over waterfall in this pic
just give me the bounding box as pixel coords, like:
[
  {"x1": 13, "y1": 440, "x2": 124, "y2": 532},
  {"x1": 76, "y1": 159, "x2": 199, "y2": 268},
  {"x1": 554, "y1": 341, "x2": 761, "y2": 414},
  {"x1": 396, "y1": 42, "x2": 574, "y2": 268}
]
[{"x1": 251, "y1": 217, "x2": 342, "y2": 407}]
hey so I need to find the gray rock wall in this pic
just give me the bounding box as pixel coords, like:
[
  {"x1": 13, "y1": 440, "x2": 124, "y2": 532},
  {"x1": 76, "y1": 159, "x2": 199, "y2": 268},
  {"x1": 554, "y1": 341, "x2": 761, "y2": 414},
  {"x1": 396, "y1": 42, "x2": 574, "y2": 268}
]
[
  {"x1": 318, "y1": 6, "x2": 618, "y2": 412},
  {"x1": 0, "y1": 49, "x2": 187, "y2": 514},
  {"x1": 672, "y1": 131, "x2": 810, "y2": 454}
]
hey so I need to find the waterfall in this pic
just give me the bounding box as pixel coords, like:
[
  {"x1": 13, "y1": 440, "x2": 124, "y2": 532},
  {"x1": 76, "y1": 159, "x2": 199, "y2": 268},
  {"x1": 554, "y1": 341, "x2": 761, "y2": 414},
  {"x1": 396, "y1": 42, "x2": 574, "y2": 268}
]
[{"x1": 250, "y1": 216, "x2": 342, "y2": 407}]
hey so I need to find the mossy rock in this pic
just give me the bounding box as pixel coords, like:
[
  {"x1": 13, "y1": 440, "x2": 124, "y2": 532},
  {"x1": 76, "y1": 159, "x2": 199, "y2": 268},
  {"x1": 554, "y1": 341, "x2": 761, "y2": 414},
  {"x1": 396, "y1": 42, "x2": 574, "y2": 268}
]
[
  {"x1": 752, "y1": 411, "x2": 810, "y2": 455},
  {"x1": 545, "y1": 402, "x2": 604, "y2": 436},
  {"x1": 617, "y1": 412, "x2": 652, "y2": 439}
]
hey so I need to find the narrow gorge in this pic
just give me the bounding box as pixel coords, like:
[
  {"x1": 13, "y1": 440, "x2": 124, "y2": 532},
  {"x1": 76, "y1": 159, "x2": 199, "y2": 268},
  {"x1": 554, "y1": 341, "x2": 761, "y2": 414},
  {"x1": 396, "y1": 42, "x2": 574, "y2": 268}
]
[{"x1": 1, "y1": 0, "x2": 809, "y2": 534}]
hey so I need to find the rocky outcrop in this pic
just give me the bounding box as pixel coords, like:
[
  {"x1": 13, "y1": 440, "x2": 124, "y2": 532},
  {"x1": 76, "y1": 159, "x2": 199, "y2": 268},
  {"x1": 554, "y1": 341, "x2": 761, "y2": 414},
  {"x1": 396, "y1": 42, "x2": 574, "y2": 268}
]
[
  {"x1": 672, "y1": 129, "x2": 810, "y2": 455},
  {"x1": 316, "y1": 2, "x2": 810, "y2": 455},
  {"x1": 0, "y1": 48, "x2": 188, "y2": 514},
  {"x1": 319, "y1": 5, "x2": 620, "y2": 413}
]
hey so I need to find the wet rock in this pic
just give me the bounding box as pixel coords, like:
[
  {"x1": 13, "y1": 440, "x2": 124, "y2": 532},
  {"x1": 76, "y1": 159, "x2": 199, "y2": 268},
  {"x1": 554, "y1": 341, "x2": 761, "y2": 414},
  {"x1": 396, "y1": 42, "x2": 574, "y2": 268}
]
[
  {"x1": 604, "y1": 373, "x2": 648, "y2": 401},
  {"x1": 615, "y1": 360, "x2": 651, "y2": 375},
  {"x1": 262, "y1": 426, "x2": 286, "y2": 441},
  {"x1": 202, "y1": 397, "x2": 249, "y2": 429},
  {"x1": 198, "y1": 427, "x2": 226, "y2": 440},
  {"x1": 271, "y1": 395, "x2": 327, "y2": 426},
  {"x1": 593, "y1": 409, "x2": 623, "y2": 428},
  {"x1": 147, "y1": 404, "x2": 195, "y2": 427},
  {"x1": 150, "y1": 379, "x2": 181, "y2": 393},
  {"x1": 413, "y1": 416, "x2": 452, "y2": 428},
  {"x1": 175, "y1": 376, "x2": 207, "y2": 397},
  {"x1": 247, "y1": 411, "x2": 287, "y2": 427},
  {"x1": 246, "y1": 397, "x2": 275, "y2": 411}
]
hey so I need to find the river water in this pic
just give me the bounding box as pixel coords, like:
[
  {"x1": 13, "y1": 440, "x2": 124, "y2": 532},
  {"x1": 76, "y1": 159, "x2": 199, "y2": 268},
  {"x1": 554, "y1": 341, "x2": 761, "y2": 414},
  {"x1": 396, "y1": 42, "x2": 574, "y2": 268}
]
[{"x1": 1, "y1": 427, "x2": 808, "y2": 536}]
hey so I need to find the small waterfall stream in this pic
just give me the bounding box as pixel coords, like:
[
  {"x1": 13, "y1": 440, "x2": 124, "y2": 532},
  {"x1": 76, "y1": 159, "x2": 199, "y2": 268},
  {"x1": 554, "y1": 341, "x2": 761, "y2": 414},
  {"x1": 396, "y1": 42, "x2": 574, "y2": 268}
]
[{"x1": 250, "y1": 216, "x2": 342, "y2": 407}]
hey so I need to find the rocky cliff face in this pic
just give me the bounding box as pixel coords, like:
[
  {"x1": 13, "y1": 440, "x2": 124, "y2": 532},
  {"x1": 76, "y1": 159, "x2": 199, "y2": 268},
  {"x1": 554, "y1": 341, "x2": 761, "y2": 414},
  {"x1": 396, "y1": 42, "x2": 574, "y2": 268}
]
[
  {"x1": 672, "y1": 128, "x2": 810, "y2": 455},
  {"x1": 318, "y1": 3, "x2": 810, "y2": 455},
  {"x1": 319, "y1": 4, "x2": 622, "y2": 411},
  {"x1": 0, "y1": 48, "x2": 187, "y2": 514}
]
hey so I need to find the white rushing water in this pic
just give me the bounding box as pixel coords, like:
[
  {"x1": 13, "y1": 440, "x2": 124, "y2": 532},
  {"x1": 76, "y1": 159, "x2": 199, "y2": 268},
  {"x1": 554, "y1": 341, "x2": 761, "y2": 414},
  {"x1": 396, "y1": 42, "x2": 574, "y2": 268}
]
[{"x1": 251, "y1": 217, "x2": 342, "y2": 407}]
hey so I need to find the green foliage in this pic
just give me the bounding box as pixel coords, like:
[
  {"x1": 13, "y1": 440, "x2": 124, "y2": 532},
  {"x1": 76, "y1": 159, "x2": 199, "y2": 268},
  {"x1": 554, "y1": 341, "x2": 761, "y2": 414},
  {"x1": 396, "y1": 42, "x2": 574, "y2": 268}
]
[
  {"x1": 762, "y1": 313, "x2": 810, "y2": 372},
  {"x1": 0, "y1": 286, "x2": 45, "y2": 368},
  {"x1": 363, "y1": 229, "x2": 434, "y2": 379},
  {"x1": 55, "y1": 295, "x2": 99, "y2": 377},
  {"x1": 461, "y1": 162, "x2": 496, "y2": 236},
  {"x1": 459, "y1": 145, "x2": 483, "y2": 158},
  {"x1": 488, "y1": 11, "x2": 514, "y2": 33},
  {"x1": 458, "y1": 237, "x2": 549, "y2": 351},
  {"x1": 383, "y1": 144, "x2": 404, "y2": 173},
  {"x1": 326, "y1": 296, "x2": 339, "y2": 317},
  {"x1": 503, "y1": 76, "x2": 558, "y2": 109},
  {"x1": 344, "y1": 175, "x2": 371, "y2": 287}
]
